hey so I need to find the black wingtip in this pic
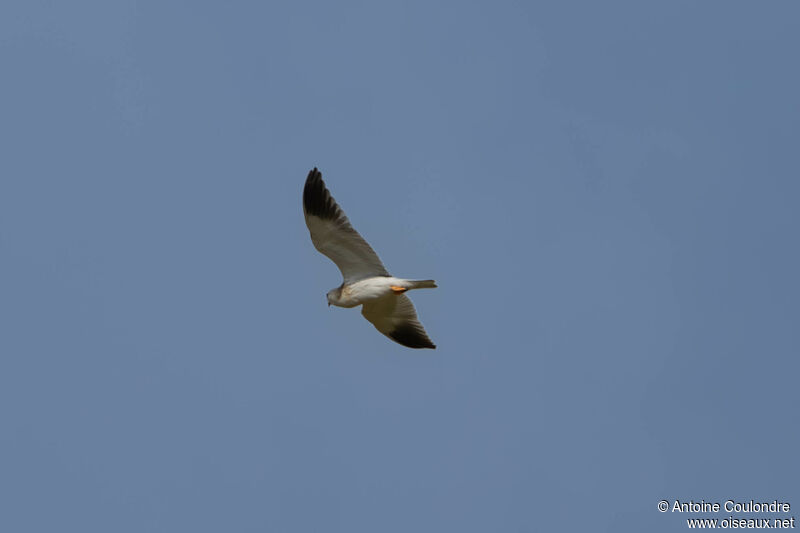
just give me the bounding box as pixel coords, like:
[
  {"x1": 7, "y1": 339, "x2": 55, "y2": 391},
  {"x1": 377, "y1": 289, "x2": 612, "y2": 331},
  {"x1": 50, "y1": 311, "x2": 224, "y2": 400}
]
[
  {"x1": 303, "y1": 167, "x2": 341, "y2": 221},
  {"x1": 389, "y1": 323, "x2": 437, "y2": 349}
]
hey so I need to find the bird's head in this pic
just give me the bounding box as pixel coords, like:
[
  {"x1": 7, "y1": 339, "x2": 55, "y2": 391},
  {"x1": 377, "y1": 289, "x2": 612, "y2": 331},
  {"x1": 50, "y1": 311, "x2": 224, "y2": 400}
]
[{"x1": 326, "y1": 285, "x2": 345, "y2": 307}]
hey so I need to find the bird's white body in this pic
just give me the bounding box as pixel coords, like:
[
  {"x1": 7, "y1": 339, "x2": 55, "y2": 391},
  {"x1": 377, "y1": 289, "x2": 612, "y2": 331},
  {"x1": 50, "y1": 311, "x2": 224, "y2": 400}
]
[{"x1": 328, "y1": 277, "x2": 433, "y2": 308}]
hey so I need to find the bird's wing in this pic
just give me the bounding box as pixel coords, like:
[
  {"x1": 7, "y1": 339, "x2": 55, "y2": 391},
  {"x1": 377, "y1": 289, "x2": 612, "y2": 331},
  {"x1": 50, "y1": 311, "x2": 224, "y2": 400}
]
[
  {"x1": 361, "y1": 294, "x2": 436, "y2": 349},
  {"x1": 303, "y1": 168, "x2": 391, "y2": 284}
]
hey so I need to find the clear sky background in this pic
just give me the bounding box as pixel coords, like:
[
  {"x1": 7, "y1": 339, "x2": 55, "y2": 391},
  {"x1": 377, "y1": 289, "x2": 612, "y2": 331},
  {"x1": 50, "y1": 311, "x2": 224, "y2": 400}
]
[{"x1": 2, "y1": 1, "x2": 798, "y2": 531}]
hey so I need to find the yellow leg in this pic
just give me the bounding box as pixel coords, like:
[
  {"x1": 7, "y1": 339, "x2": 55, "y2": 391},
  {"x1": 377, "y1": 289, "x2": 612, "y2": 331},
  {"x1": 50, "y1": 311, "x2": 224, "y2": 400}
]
[{"x1": 390, "y1": 285, "x2": 407, "y2": 294}]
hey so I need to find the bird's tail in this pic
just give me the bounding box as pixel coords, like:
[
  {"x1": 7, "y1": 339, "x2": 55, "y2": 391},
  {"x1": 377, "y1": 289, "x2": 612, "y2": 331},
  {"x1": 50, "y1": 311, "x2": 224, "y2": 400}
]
[{"x1": 407, "y1": 279, "x2": 437, "y2": 289}]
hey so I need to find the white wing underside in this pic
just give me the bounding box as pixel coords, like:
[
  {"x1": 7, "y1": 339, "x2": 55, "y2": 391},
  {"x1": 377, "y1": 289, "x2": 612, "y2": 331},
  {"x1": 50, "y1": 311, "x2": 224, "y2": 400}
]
[
  {"x1": 303, "y1": 169, "x2": 390, "y2": 284},
  {"x1": 361, "y1": 294, "x2": 436, "y2": 349},
  {"x1": 304, "y1": 215, "x2": 389, "y2": 284}
]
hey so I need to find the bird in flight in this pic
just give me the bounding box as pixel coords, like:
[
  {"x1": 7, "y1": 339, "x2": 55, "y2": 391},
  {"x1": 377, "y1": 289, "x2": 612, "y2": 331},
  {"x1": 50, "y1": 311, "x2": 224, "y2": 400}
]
[{"x1": 303, "y1": 168, "x2": 437, "y2": 349}]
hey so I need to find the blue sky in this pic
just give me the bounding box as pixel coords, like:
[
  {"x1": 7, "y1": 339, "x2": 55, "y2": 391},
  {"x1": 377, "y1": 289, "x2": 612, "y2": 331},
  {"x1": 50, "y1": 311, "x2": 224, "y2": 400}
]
[{"x1": 2, "y1": 1, "x2": 798, "y2": 531}]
